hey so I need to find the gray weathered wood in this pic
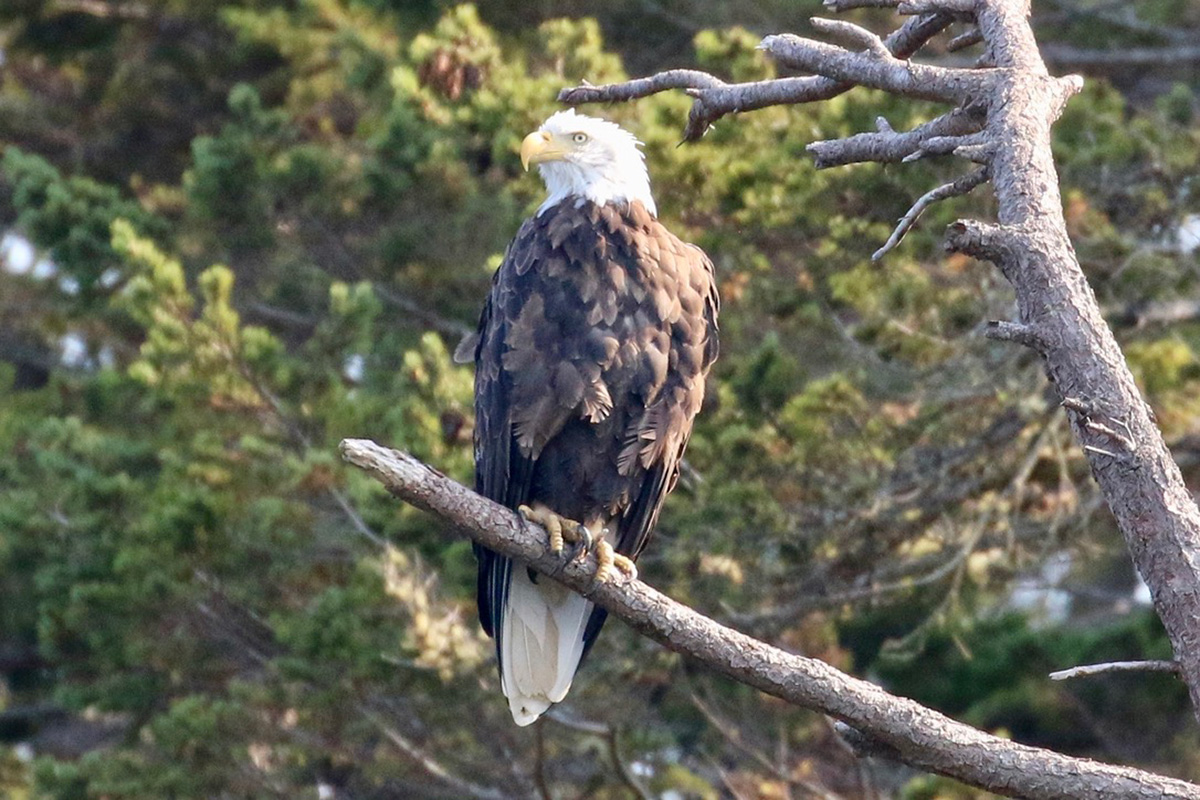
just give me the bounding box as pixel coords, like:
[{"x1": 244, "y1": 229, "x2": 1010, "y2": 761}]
[{"x1": 340, "y1": 439, "x2": 1200, "y2": 800}]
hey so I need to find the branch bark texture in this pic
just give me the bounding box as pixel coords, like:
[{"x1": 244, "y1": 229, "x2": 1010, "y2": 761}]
[
  {"x1": 559, "y1": 0, "x2": 1200, "y2": 725},
  {"x1": 558, "y1": 13, "x2": 956, "y2": 141},
  {"x1": 340, "y1": 439, "x2": 1200, "y2": 800}
]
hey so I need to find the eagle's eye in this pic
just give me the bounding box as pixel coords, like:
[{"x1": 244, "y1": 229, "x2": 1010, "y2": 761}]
[{"x1": 571, "y1": 132, "x2": 589, "y2": 144}]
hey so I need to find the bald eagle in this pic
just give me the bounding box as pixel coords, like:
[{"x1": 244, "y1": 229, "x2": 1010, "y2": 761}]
[{"x1": 461, "y1": 109, "x2": 719, "y2": 725}]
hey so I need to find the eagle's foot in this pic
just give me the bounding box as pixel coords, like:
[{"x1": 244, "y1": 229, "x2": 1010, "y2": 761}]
[
  {"x1": 593, "y1": 539, "x2": 638, "y2": 584},
  {"x1": 518, "y1": 504, "x2": 591, "y2": 556}
]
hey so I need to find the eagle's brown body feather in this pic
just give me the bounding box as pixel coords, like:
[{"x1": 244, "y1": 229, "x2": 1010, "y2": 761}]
[{"x1": 471, "y1": 198, "x2": 718, "y2": 718}]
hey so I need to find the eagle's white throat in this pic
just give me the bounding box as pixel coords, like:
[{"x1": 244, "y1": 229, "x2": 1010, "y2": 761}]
[{"x1": 534, "y1": 109, "x2": 657, "y2": 217}]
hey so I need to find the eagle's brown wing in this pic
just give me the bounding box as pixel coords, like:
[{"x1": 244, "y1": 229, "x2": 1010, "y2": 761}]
[{"x1": 470, "y1": 226, "x2": 534, "y2": 642}]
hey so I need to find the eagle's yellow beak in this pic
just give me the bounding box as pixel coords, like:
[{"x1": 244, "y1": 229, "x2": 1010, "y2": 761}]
[{"x1": 520, "y1": 130, "x2": 563, "y2": 171}]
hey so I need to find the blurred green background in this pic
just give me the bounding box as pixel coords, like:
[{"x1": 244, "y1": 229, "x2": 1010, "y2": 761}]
[{"x1": 1, "y1": 1, "x2": 1198, "y2": 797}]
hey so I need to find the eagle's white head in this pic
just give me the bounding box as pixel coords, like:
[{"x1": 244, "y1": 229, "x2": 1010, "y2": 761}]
[{"x1": 521, "y1": 109, "x2": 656, "y2": 217}]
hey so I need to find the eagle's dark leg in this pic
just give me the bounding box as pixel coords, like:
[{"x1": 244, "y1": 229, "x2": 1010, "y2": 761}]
[{"x1": 517, "y1": 505, "x2": 637, "y2": 583}]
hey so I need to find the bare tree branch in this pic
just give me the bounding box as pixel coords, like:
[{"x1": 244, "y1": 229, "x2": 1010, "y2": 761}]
[
  {"x1": 947, "y1": 28, "x2": 984, "y2": 51},
  {"x1": 340, "y1": 439, "x2": 1200, "y2": 800},
  {"x1": 825, "y1": 0, "x2": 903, "y2": 10},
  {"x1": 898, "y1": 0, "x2": 980, "y2": 14},
  {"x1": 759, "y1": 31, "x2": 974, "y2": 104},
  {"x1": 1050, "y1": 660, "x2": 1182, "y2": 682},
  {"x1": 607, "y1": 726, "x2": 654, "y2": 800},
  {"x1": 559, "y1": 13, "x2": 955, "y2": 141},
  {"x1": 904, "y1": 130, "x2": 992, "y2": 162},
  {"x1": 557, "y1": 70, "x2": 727, "y2": 104},
  {"x1": 872, "y1": 166, "x2": 989, "y2": 260},
  {"x1": 807, "y1": 107, "x2": 985, "y2": 168},
  {"x1": 984, "y1": 319, "x2": 1048, "y2": 351},
  {"x1": 810, "y1": 17, "x2": 891, "y2": 56}
]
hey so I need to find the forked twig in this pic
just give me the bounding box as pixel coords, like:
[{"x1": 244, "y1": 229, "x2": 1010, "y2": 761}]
[{"x1": 873, "y1": 167, "x2": 989, "y2": 260}]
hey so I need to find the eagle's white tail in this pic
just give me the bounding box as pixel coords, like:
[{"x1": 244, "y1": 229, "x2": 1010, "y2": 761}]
[{"x1": 500, "y1": 566, "x2": 592, "y2": 726}]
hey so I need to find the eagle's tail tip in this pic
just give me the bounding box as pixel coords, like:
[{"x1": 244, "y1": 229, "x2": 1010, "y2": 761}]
[{"x1": 508, "y1": 694, "x2": 553, "y2": 726}]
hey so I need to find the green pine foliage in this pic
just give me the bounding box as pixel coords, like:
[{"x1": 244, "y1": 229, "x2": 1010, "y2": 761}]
[{"x1": 1, "y1": 1, "x2": 1199, "y2": 797}]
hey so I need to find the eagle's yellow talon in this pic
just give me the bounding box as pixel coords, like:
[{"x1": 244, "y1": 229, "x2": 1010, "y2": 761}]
[
  {"x1": 547, "y1": 517, "x2": 563, "y2": 553},
  {"x1": 519, "y1": 506, "x2": 636, "y2": 580},
  {"x1": 520, "y1": 504, "x2": 590, "y2": 555},
  {"x1": 592, "y1": 540, "x2": 638, "y2": 584},
  {"x1": 613, "y1": 553, "x2": 637, "y2": 582}
]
